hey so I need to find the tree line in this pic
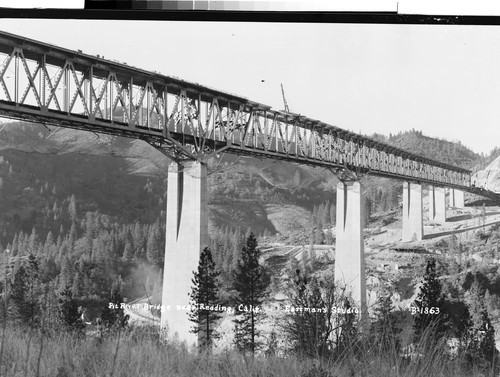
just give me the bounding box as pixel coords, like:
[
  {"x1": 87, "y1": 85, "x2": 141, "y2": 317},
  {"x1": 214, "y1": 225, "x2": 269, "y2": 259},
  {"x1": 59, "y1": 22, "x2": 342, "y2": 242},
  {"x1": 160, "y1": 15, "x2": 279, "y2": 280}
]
[{"x1": 189, "y1": 233, "x2": 499, "y2": 374}]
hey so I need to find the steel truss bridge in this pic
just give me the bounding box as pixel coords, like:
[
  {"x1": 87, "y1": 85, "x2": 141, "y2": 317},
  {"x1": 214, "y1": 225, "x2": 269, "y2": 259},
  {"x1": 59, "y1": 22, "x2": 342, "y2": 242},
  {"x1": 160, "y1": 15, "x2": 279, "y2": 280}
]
[{"x1": 0, "y1": 30, "x2": 497, "y2": 200}]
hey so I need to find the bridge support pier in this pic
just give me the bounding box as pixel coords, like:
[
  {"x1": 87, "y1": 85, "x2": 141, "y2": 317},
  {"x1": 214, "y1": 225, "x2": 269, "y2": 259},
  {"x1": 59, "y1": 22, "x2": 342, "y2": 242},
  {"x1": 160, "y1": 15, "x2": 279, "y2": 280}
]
[
  {"x1": 449, "y1": 188, "x2": 465, "y2": 208},
  {"x1": 334, "y1": 180, "x2": 367, "y2": 322},
  {"x1": 402, "y1": 181, "x2": 423, "y2": 241},
  {"x1": 161, "y1": 161, "x2": 208, "y2": 347},
  {"x1": 428, "y1": 185, "x2": 446, "y2": 222}
]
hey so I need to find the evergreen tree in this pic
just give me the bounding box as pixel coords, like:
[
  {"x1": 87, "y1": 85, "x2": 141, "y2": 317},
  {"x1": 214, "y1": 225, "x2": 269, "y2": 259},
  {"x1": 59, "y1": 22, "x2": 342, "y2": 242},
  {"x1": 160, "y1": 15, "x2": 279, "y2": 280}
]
[
  {"x1": 321, "y1": 201, "x2": 331, "y2": 227},
  {"x1": 475, "y1": 311, "x2": 498, "y2": 371},
  {"x1": 58, "y1": 285, "x2": 84, "y2": 335},
  {"x1": 329, "y1": 203, "x2": 336, "y2": 227},
  {"x1": 462, "y1": 281, "x2": 499, "y2": 373},
  {"x1": 324, "y1": 229, "x2": 334, "y2": 245},
  {"x1": 232, "y1": 233, "x2": 269, "y2": 354},
  {"x1": 188, "y1": 247, "x2": 222, "y2": 350},
  {"x1": 122, "y1": 239, "x2": 134, "y2": 261},
  {"x1": 9, "y1": 255, "x2": 40, "y2": 327},
  {"x1": 68, "y1": 194, "x2": 77, "y2": 223},
  {"x1": 72, "y1": 272, "x2": 83, "y2": 297},
  {"x1": 371, "y1": 284, "x2": 401, "y2": 353},
  {"x1": 9, "y1": 265, "x2": 29, "y2": 325},
  {"x1": 132, "y1": 222, "x2": 146, "y2": 255},
  {"x1": 43, "y1": 231, "x2": 55, "y2": 256},
  {"x1": 27, "y1": 228, "x2": 40, "y2": 256},
  {"x1": 284, "y1": 270, "x2": 330, "y2": 358},
  {"x1": 314, "y1": 225, "x2": 324, "y2": 245},
  {"x1": 146, "y1": 223, "x2": 163, "y2": 266},
  {"x1": 413, "y1": 258, "x2": 449, "y2": 342},
  {"x1": 59, "y1": 257, "x2": 73, "y2": 291},
  {"x1": 100, "y1": 286, "x2": 129, "y2": 334}
]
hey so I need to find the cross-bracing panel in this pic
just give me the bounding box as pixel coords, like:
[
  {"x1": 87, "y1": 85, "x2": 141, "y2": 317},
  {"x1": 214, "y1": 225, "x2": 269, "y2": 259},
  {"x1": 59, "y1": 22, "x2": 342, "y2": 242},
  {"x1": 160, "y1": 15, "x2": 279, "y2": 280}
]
[{"x1": 0, "y1": 31, "x2": 472, "y2": 189}]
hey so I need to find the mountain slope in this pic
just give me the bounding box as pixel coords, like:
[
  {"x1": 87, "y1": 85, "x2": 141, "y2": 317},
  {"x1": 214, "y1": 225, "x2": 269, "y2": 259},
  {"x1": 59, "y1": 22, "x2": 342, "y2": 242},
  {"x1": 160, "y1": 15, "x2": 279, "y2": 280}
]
[{"x1": 473, "y1": 154, "x2": 500, "y2": 193}]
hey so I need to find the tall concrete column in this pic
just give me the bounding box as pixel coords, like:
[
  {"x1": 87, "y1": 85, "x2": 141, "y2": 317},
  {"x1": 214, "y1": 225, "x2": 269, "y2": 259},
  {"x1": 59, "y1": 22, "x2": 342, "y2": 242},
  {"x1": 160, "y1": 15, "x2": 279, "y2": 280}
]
[
  {"x1": 161, "y1": 161, "x2": 208, "y2": 347},
  {"x1": 334, "y1": 180, "x2": 367, "y2": 321},
  {"x1": 449, "y1": 188, "x2": 465, "y2": 208},
  {"x1": 402, "y1": 181, "x2": 423, "y2": 241},
  {"x1": 428, "y1": 185, "x2": 446, "y2": 222}
]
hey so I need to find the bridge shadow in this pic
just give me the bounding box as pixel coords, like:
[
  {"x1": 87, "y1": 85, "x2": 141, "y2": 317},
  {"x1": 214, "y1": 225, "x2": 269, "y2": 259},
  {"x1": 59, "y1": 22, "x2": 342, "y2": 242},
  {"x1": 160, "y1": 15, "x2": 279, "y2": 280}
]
[{"x1": 423, "y1": 219, "x2": 500, "y2": 240}]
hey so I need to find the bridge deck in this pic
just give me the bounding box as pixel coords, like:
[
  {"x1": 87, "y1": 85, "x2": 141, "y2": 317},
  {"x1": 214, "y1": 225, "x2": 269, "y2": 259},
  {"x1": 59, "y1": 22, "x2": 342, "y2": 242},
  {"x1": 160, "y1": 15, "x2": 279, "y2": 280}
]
[{"x1": 0, "y1": 30, "x2": 497, "y2": 199}]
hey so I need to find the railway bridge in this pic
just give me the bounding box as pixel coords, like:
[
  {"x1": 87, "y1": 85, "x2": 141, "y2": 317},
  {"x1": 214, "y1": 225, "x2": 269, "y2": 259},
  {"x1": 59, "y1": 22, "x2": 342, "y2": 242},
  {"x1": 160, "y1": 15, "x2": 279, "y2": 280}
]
[{"x1": 0, "y1": 30, "x2": 498, "y2": 346}]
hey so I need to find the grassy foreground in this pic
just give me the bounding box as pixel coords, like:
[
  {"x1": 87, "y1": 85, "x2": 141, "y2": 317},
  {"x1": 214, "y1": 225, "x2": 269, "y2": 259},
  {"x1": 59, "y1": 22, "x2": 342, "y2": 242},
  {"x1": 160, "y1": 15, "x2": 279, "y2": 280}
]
[{"x1": 0, "y1": 325, "x2": 496, "y2": 377}]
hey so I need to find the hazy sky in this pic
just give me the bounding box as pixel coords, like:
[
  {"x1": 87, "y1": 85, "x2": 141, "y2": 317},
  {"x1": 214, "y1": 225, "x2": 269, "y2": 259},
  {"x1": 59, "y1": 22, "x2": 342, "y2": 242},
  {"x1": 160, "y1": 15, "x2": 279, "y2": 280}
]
[{"x1": 2, "y1": 19, "x2": 500, "y2": 155}]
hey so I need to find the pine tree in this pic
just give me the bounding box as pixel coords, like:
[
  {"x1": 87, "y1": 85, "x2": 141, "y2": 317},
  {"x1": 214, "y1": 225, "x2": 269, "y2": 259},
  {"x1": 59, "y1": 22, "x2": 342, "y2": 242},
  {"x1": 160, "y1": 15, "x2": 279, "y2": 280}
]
[
  {"x1": 43, "y1": 231, "x2": 55, "y2": 257},
  {"x1": 322, "y1": 201, "x2": 331, "y2": 227},
  {"x1": 27, "y1": 228, "x2": 39, "y2": 256},
  {"x1": 330, "y1": 203, "x2": 336, "y2": 227},
  {"x1": 462, "y1": 281, "x2": 499, "y2": 372},
  {"x1": 324, "y1": 228, "x2": 334, "y2": 245},
  {"x1": 100, "y1": 286, "x2": 129, "y2": 335},
  {"x1": 413, "y1": 258, "x2": 449, "y2": 343},
  {"x1": 72, "y1": 272, "x2": 83, "y2": 297},
  {"x1": 122, "y1": 240, "x2": 134, "y2": 261},
  {"x1": 372, "y1": 284, "x2": 401, "y2": 353},
  {"x1": 232, "y1": 233, "x2": 269, "y2": 354},
  {"x1": 59, "y1": 257, "x2": 73, "y2": 291},
  {"x1": 68, "y1": 194, "x2": 77, "y2": 224},
  {"x1": 58, "y1": 285, "x2": 84, "y2": 335},
  {"x1": 132, "y1": 222, "x2": 146, "y2": 254},
  {"x1": 284, "y1": 270, "x2": 330, "y2": 358},
  {"x1": 146, "y1": 223, "x2": 163, "y2": 266},
  {"x1": 9, "y1": 265, "x2": 29, "y2": 325},
  {"x1": 9, "y1": 256, "x2": 40, "y2": 327},
  {"x1": 314, "y1": 225, "x2": 324, "y2": 245},
  {"x1": 188, "y1": 247, "x2": 222, "y2": 351}
]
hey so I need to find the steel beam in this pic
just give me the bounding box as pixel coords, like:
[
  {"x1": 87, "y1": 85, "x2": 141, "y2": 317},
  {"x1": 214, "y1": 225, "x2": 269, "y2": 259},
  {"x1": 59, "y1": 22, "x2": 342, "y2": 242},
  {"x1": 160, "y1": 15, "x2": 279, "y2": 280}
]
[{"x1": 0, "y1": 30, "x2": 481, "y2": 192}]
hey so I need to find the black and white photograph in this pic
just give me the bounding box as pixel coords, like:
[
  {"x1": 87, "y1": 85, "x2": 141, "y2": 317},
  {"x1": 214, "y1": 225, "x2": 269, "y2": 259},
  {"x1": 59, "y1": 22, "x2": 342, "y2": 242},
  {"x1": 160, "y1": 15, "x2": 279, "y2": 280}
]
[{"x1": 1, "y1": 16, "x2": 500, "y2": 376}]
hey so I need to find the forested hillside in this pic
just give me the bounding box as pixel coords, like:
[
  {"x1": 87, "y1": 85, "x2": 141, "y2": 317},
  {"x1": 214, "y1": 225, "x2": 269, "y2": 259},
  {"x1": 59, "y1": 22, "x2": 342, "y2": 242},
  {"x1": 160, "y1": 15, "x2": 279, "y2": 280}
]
[
  {"x1": 0, "y1": 121, "x2": 499, "y2": 321},
  {"x1": 372, "y1": 129, "x2": 481, "y2": 170}
]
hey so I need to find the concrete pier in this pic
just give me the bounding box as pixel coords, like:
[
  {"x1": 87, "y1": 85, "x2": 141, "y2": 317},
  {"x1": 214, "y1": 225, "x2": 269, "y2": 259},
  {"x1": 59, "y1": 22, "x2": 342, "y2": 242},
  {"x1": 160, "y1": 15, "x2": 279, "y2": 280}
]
[
  {"x1": 402, "y1": 181, "x2": 423, "y2": 241},
  {"x1": 428, "y1": 185, "x2": 446, "y2": 222},
  {"x1": 161, "y1": 161, "x2": 208, "y2": 347},
  {"x1": 449, "y1": 188, "x2": 465, "y2": 208},
  {"x1": 334, "y1": 180, "x2": 367, "y2": 319}
]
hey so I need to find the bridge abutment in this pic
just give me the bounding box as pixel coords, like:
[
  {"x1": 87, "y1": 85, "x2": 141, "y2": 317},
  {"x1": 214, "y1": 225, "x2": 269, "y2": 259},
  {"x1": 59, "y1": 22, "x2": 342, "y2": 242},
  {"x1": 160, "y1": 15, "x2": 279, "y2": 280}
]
[
  {"x1": 161, "y1": 161, "x2": 208, "y2": 347},
  {"x1": 428, "y1": 185, "x2": 446, "y2": 222},
  {"x1": 402, "y1": 181, "x2": 423, "y2": 241},
  {"x1": 334, "y1": 180, "x2": 367, "y2": 321}
]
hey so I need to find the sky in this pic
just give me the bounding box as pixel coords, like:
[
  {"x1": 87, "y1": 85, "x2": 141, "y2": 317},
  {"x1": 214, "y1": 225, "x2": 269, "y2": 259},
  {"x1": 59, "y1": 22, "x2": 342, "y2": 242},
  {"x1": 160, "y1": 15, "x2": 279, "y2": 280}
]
[{"x1": 1, "y1": 19, "x2": 500, "y2": 155}]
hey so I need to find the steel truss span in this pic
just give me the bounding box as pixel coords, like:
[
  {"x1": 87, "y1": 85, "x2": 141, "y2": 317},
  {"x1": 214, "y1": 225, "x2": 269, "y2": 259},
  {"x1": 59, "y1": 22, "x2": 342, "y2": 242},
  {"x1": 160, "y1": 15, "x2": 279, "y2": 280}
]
[{"x1": 0, "y1": 31, "x2": 474, "y2": 190}]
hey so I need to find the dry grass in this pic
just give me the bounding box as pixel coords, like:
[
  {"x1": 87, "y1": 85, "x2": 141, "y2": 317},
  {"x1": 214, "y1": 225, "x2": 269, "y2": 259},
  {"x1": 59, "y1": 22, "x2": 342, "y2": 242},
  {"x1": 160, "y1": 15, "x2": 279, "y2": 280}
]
[{"x1": 0, "y1": 324, "x2": 496, "y2": 377}]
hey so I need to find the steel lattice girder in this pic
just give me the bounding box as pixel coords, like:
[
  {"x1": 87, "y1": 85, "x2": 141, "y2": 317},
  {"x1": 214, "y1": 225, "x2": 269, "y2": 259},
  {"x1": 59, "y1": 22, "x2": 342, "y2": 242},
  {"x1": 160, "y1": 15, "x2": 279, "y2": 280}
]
[{"x1": 0, "y1": 30, "x2": 475, "y2": 190}]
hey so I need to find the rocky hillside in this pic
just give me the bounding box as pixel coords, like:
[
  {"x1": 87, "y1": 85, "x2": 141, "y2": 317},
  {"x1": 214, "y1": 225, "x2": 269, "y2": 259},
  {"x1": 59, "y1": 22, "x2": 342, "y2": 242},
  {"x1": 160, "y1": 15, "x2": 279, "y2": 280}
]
[{"x1": 473, "y1": 154, "x2": 500, "y2": 193}]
